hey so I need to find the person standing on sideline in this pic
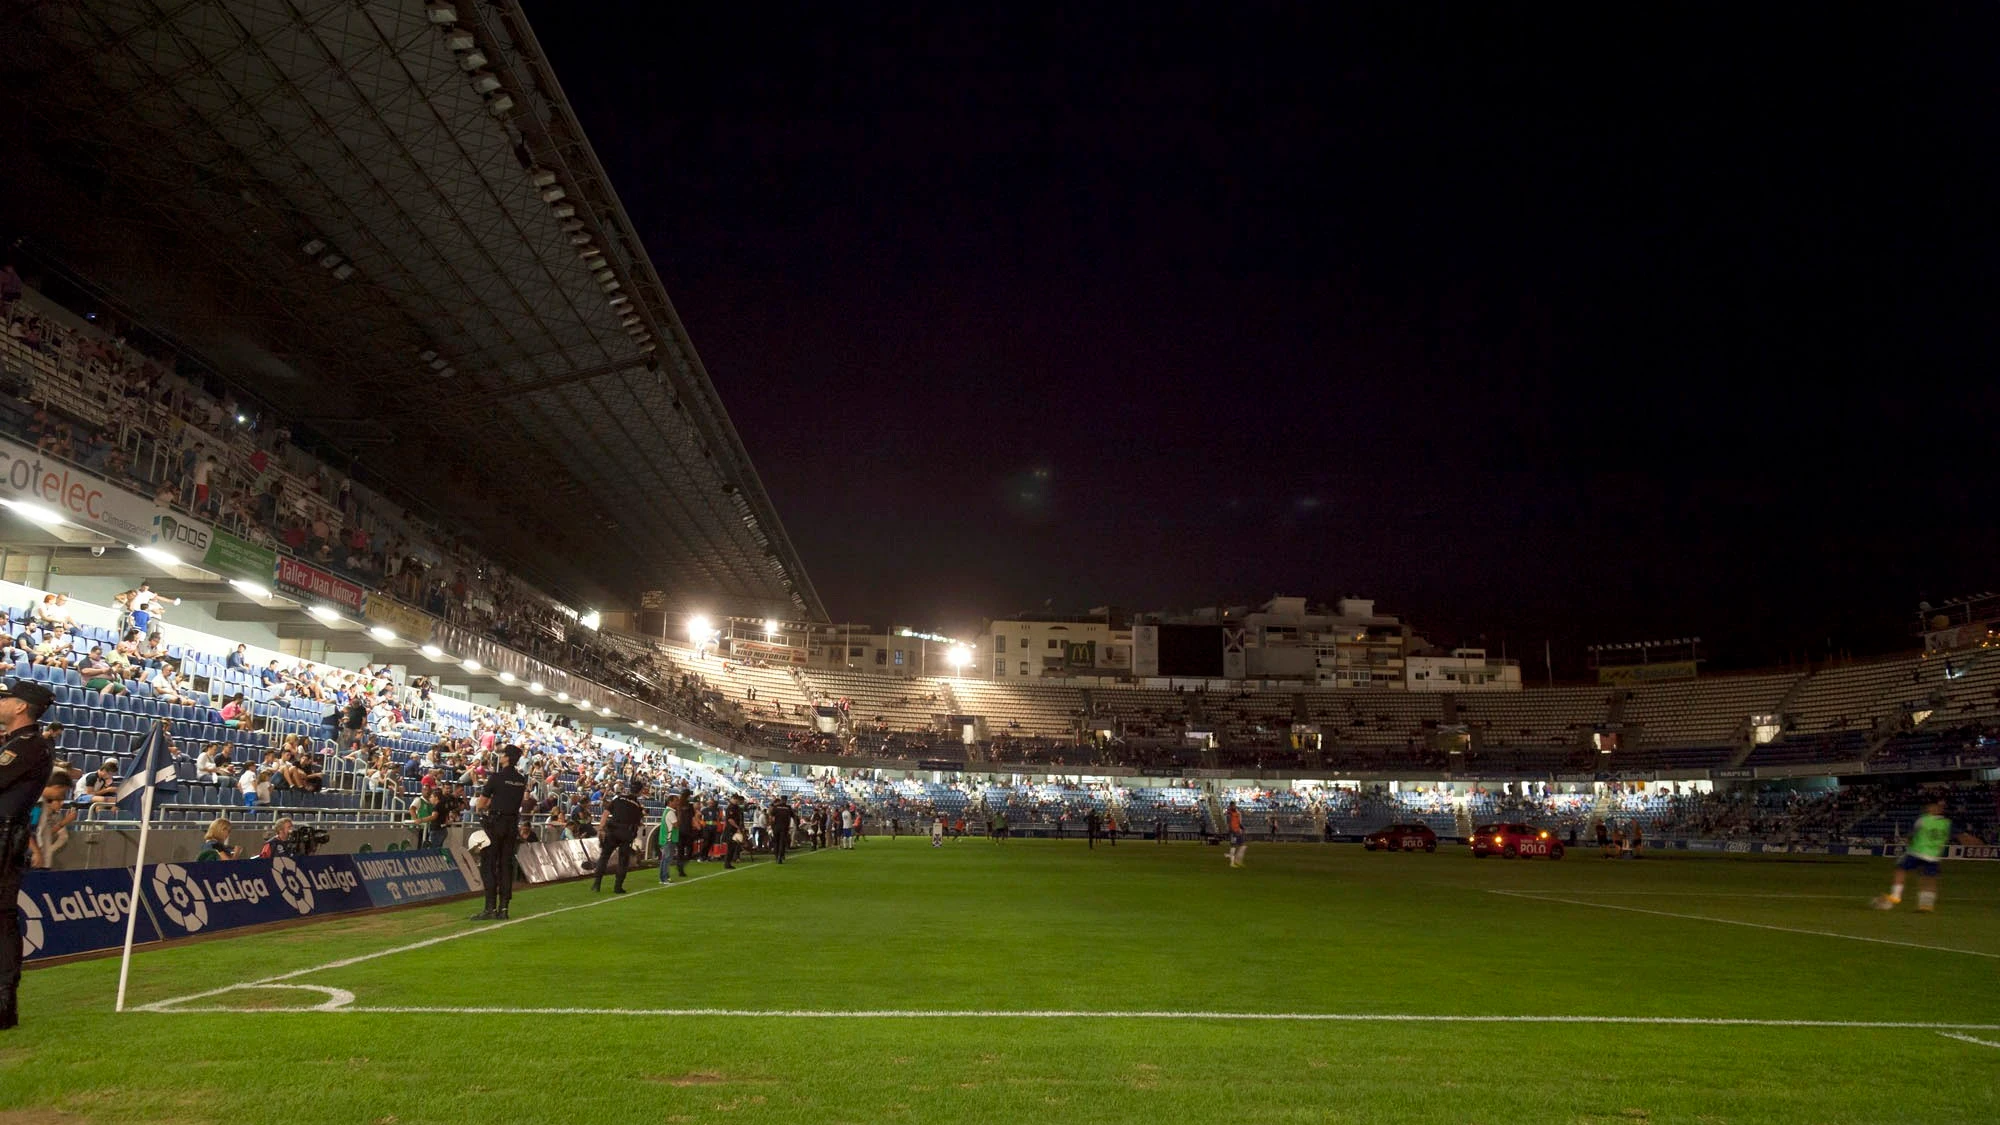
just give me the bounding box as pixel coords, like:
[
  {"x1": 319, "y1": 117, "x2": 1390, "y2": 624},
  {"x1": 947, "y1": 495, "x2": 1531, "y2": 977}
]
[
  {"x1": 1876, "y1": 798, "x2": 1953, "y2": 912},
  {"x1": 1226, "y1": 802, "x2": 1247, "y2": 868},
  {"x1": 657, "y1": 794, "x2": 681, "y2": 884},
  {"x1": 770, "y1": 795, "x2": 795, "y2": 864},
  {"x1": 469, "y1": 745, "x2": 528, "y2": 920},
  {"x1": 931, "y1": 813, "x2": 945, "y2": 848},
  {"x1": 724, "y1": 798, "x2": 746, "y2": 869},
  {"x1": 675, "y1": 788, "x2": 696, "y2": 876},
  {"x1": 592, "y1": 780, "x2": 646, "y2": 893},
  {"x1": 0, "y1": 681, "x2": 56, "y2": 1030},
  {"x1": 1086, "y1": 808, "x2": 1102, "y2": 850},
  {"x1": 841, "y1": 805, "x2": 857, "y2": 849}
]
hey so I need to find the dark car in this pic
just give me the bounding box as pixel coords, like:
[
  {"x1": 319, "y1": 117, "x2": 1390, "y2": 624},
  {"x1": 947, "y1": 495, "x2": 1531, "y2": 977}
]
[
  {"x1": 1470, "y1": 822, "x2": 1565, "y2": 859},
  {"x1": 1363, "y1": 823, "x2": 1438, "y2": 852}
]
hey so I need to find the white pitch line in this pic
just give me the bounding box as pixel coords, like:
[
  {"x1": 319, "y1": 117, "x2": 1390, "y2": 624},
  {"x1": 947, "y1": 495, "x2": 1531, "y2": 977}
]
[
  {"x1": 1489, "y1": 890, "x2": 2000, "y2": 960},
  {"x1": 1937, "y1": 1031, "x2": 2000, "y2": 1049},
  {"x1": 138, "y1": 855, "x2": 790, "y2": 1013},
  {"x1": 131, "y1": 1007, "x2": 2000, "y2": 1030}
]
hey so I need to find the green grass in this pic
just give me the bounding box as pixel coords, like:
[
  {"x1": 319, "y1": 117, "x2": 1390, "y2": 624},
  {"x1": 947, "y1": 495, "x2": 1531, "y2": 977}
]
[{"x1": 3, "y1": 836, "x2": 1998, "y2": 1124}]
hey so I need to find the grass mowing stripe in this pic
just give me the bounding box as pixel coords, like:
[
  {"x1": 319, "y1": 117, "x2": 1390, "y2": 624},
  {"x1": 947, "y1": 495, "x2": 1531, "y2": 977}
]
[
  {"x1": 1937, "y1": 1031, "x2": 2000, "y2": 1049},
  {"x1": 131, "y1": 1006, "x2": 2000, "y2": 1030},
  {"x1": 1488, "y1": 889, "x2": 2000, "y2": 959},
  {"x1": 137, "y1": 852, "x2": 796, "y2": 1012}
]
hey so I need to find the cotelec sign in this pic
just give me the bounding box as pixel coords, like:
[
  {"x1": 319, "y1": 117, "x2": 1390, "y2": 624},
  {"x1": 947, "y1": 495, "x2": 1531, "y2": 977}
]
[{"x1": 0, "y1": 435, "x2": 159, "y2": 542}]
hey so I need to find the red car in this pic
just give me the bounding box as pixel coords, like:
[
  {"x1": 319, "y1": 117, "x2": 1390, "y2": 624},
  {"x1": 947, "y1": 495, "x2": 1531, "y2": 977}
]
[
  {"x1": 1470, "y1": 822, "x2": 1566, "y2": 859},
  {"x1": 1363, "y1": 823, "x2": 1438, "y2": 852}
]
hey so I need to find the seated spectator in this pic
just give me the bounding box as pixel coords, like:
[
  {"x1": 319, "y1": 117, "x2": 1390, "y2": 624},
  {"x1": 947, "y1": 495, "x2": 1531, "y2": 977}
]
[
  {"x1": 218, "y1": 693, "x2": 257, "y2": 730},
  {"x1": 149, "y1": 662, "x2": 190, "y2": 704},
  {"x1": 196, "y1": 743, "x2": 236, "y2": 780},
  {"x1": 32, "y1": 627, "x2": 73, "y2": 670},
  {"x1": 225, "y1": 644, "x2": 249, "y2": 671},
  {"x1": 259, "y1": 659, "x2": 282, "y2": 688},
  {"x1": 237, "y1": 765, "x2": 266, "y2": 809},
  {"x1": 72, "y1": 759, "x2": 119, "y2": 809}
]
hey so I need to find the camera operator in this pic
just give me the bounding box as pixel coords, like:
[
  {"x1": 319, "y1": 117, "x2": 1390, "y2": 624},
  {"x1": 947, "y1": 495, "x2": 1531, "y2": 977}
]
[
  {"x1": 262, "y1": 817, "x2": 298, "y2": 858},
  {"x1": 469, "y1": 745, "x2": 527, "y2": 922},
  {"x1": 590, "y1": 780, "x2": 646, "y2": 894}
]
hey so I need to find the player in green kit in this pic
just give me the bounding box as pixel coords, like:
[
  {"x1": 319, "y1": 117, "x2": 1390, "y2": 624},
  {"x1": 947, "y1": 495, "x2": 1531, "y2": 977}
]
[{"x1": 1874, "y1": 798, "x2": 1951, "y2": 913}]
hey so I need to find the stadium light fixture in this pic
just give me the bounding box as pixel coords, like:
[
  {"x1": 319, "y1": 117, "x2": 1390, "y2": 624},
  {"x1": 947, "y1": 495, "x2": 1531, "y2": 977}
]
[
  {"x1": 764, "y1": 620, "x2": 780, "y2": 635},
  {"x1": 947, "y1": 646, "x2": 973, "y2": 671},
  {"x1": 461, "y1": 658, "x2": 481, "y2": 672},
  {"x1": 443, "y1": 26, "x2": 475, "y2": 51},
  {"x1": 229, "y1": 579, "x2": 268, "y2": 599},
  {"x1": 1, "y1": 500, "x2": 68, "y2": 528},
  {"x1": 550, "y1": 204, "x2": 576, "y2": 219},
  {"x1": 419, "y1": 644, "x2": 443, "y2": 659},
  {"x1": 470, "y1": 71, "x2": 502, "y2": 95},
  {"x1": 486, "y1": 94, "x2": 515, "y2": 117},
  {"x1": 368, "y1": 626, "x2": 396, "y2": 642},
  {"x1": 301, "y1": 238, "x2": 326, "y2": 256},
  {"x1": 331, "y1": 263, "x2": 355, "y2": 281},
  {"x1": 498, "y1": 671, "x2": 516, "y2": 684},
  {"x1": 527, "y1": 681, "x2": 544, "y2": 694},
  {"x1": 307, "y1": 605, "x2": 341, "y2": 623},
  {"x1": 134, "y1": 546, "x2": 180, "y2": 567},
  {"x1": 457, "y1": 49, "x2": 488, "y2": 71},
  {"x1": 580, "y1": 610, "x2": 601, "y2": 631},
  {"x1": 235, "y1": 413, "x2": 248, "y2": 424},
  {"x1": 556, "y1": 691, "x2": 569, "y2": 701},
  {"x1": 426, "y1": 2, "x2": 457, "y2": 24}
]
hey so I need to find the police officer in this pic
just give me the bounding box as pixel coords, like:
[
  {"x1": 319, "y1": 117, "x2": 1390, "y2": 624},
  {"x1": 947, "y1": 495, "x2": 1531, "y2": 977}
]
[
  {"x1": 591, "y1": 780, "x2": 646, "y2": 893},
  {"x1": 0, "y1": 681, "x2": 56, "y2": 1030},
  {"x1": 470, "y1": 745, "x2": 528, "y2": 921},
  {"x1": 769, "y1": 795, "x2": 794, "y2": 864}
]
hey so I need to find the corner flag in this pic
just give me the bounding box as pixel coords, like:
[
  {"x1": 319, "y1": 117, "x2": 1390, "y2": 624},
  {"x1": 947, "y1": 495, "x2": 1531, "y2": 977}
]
[{"x1": 114, "y1": 725, "x2": 176, "y2": 801}]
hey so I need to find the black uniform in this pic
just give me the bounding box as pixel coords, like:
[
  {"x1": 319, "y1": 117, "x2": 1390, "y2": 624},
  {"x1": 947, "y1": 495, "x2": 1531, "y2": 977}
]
[
  {"x1": 1085, "y1": 810, "x2": 1102, "y2": 849},
  {"x1": 592, "y1": 793, "x2": 645, "y2": 892},
  {"x1": 476, "y1": 765, "x2": 528, "y2": 917},
  {"x1": 769, "y1": 799, "x2": 794, "y2": 864},
  {"x1": 0, "y1": 722, "x2": 55, "y2": 1029},
  {"x1": 673, "y1": 789, "x2": 695, "y2": 875},
  {"x1": 723, "y1": 801, "x2": 746, "y2": 869}
]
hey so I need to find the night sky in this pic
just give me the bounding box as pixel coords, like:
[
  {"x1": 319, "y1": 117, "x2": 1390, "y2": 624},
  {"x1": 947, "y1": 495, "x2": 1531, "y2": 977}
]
[{"x1": 535, "y1": 4, "x2": 2000, "y2": 673}]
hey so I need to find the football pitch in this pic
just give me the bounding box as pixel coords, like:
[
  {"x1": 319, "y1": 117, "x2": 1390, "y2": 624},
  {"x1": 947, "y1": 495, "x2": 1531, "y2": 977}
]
[{"x1": 4, "y1": 836, "x2": 1998, "y2": 1124}]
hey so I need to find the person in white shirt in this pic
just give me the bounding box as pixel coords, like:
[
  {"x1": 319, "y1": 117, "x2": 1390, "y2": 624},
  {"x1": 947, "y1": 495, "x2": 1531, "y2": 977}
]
[{"x1": 931, "y1": 814, "x2": 945, "y2": 848}]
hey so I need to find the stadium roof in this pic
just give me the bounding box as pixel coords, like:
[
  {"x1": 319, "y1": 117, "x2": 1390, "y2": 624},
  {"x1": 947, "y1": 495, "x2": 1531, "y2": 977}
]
[{"x1": 0, "y1": 0, "x2": 825, "y2": 622}]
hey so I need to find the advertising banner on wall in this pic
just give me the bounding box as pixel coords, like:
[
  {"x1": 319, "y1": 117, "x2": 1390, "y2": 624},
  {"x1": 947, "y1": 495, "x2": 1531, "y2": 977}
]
[
  {"x1": 1597, "y1": 661, "x2": 1699, "y2": 685},
  {"x1": 0, "y1": 435, "x2": 162, "y2": 543},
  {"x1": 349, "y1": 848, "x2": 474, "y2": 906},
  {"x1": 143, "y1": 855, "x2": 373, "y2": 940},
  {"x1": 147, "y1": 511, "x2": 213, "y2": 557},
  {"x1": 17, "y1": 868, "x2": 162, "y2": 962},
  {"x1": 201, "y1": 527, "x2": 277, "y2": 582},
  {"x1": 362, "y1": 596, "x2": 434, "y2": 644},
  {"x1": 274, "y1": 556, "x2": 366, "y2": 613}
]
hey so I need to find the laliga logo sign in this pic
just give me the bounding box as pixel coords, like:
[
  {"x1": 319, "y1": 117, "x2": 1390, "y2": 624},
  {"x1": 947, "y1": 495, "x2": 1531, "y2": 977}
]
[
  {"x1": 16, "y1": 889, "x2": 42, "y2": 958},
  {"x1": 152, "y1": 863, "x2": 211, "y2": 933},
  {"x1": 270, "y1": 856, "x2": 314, "y2": 915}
]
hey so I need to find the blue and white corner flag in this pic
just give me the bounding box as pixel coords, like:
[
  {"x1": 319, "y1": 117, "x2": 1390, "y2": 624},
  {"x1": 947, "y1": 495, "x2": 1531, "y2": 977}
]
[{"x1": 115, "y1": 725, "x2": 177, "y2": 801}]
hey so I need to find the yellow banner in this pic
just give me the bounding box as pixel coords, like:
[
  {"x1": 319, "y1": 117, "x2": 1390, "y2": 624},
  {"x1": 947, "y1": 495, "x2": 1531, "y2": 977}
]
[
  {"x1": 363, "y1": 596, "x2": 434, "y2": 644},
  {"x1": 1598, "y1": 661, "x2": 1697, "y2": 685}
]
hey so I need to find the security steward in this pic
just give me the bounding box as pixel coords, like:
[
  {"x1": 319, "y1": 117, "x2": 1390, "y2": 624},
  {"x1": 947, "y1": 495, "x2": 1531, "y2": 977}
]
[
  {"x1": 0, "y1": 681, "x2": 57, "y2": 1030},
  {"x1": 469, "y1": 745, "x2": 528, "y2": 921},
  {"x1": 769, "y1": 795, "x2": 795, "y2": 864},
  {"x1": 591, "y1": 780, "x2": 647, "y2": 893}
]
